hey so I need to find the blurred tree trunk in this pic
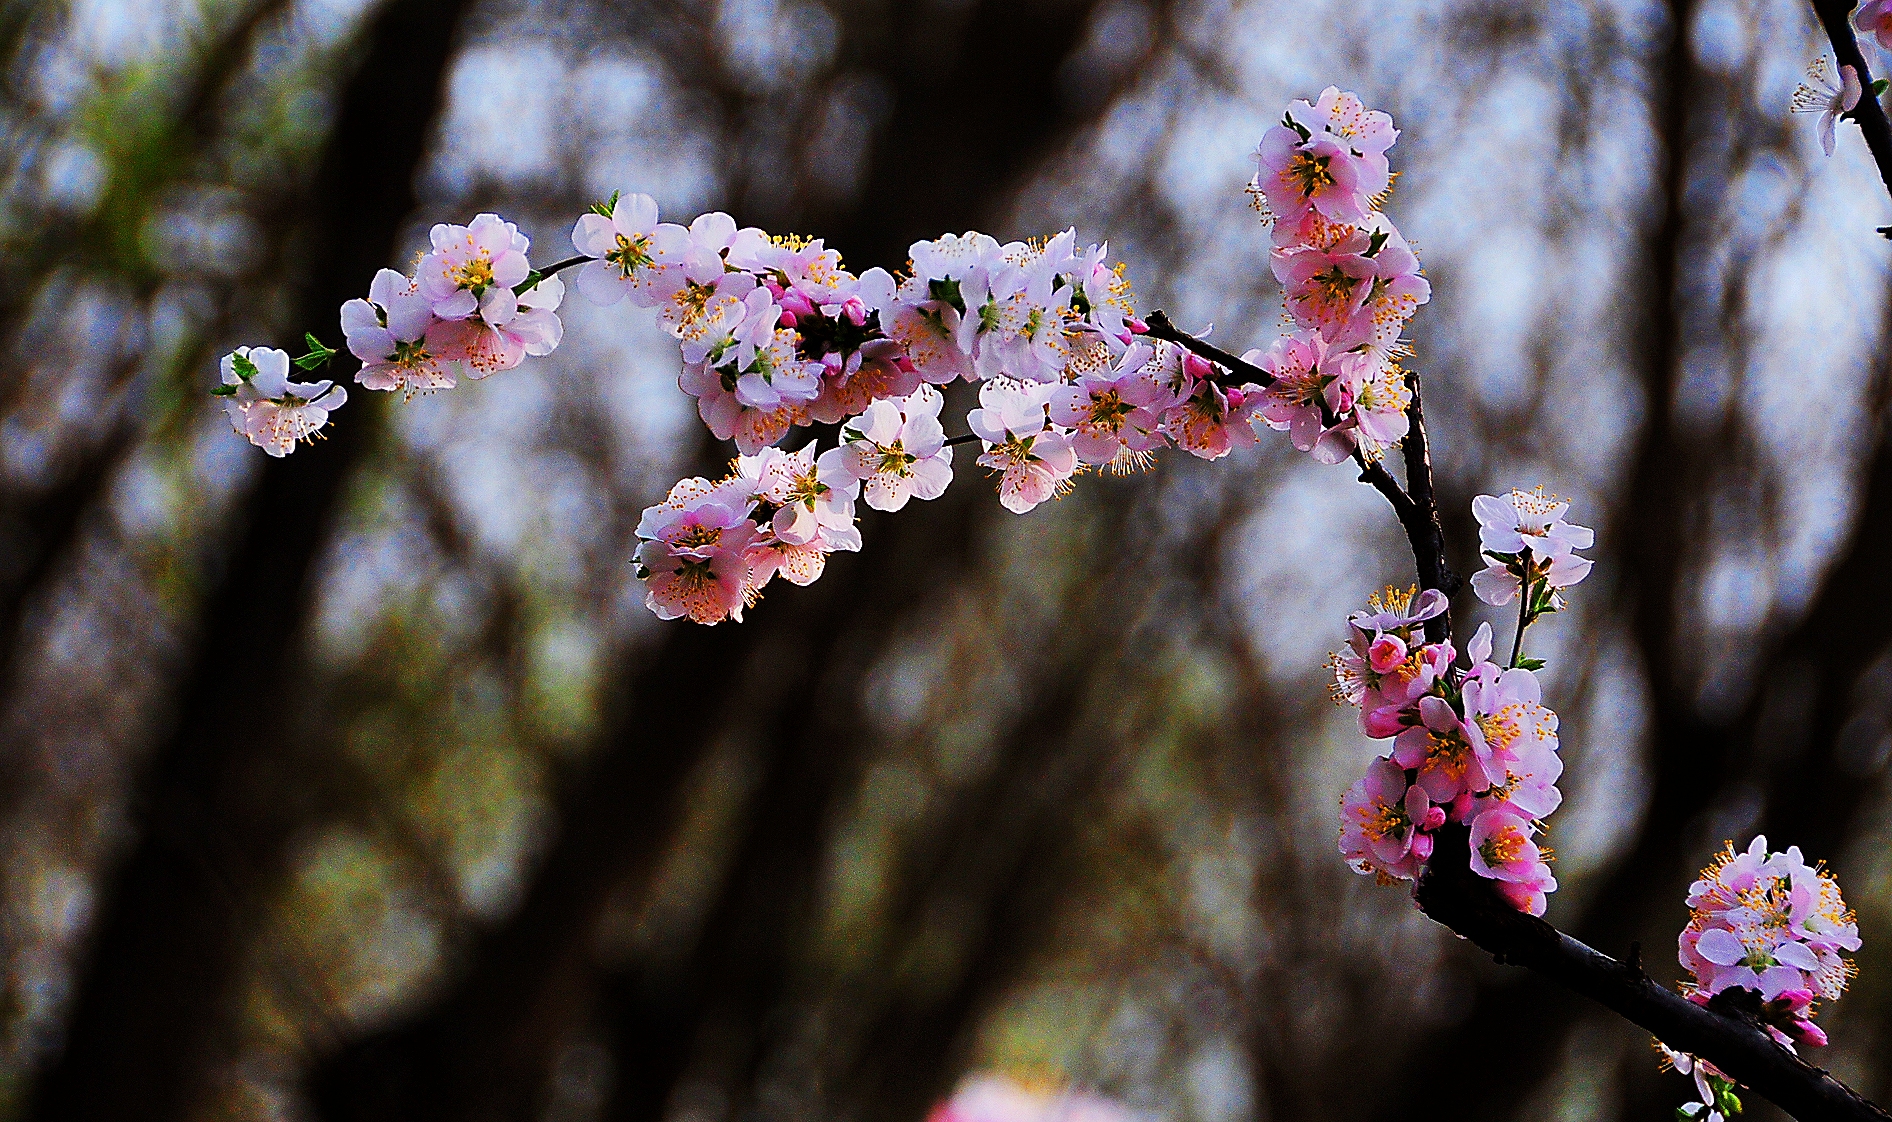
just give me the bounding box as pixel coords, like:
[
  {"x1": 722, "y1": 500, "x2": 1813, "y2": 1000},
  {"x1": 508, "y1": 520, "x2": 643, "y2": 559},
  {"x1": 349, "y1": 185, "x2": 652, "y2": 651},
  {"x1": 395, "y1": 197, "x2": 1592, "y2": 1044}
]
[
  {"x1": 309, "y1": 1, "x2": 1149, "y2": 1116},
  {"x1": 24, "y1": 0, "x2": 472, "y2": 1116}
]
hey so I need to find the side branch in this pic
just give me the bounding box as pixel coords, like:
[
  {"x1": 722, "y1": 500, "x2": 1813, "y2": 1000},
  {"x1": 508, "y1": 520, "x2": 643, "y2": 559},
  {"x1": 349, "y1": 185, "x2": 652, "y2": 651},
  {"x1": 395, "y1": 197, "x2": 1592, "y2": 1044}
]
[
  {"x1": 1143, "y1": 310, "x2": 1274, "y2": 385},
  {"x1": 1417, "y1": 827, "x2": 1892, "y2": 1122},
  {"x1": 1812, "y1": 0, "x2": 1892, "y2": 206},
  {"x1": 1144, "y1": 310, "x2": 1457, "y2": 641}
]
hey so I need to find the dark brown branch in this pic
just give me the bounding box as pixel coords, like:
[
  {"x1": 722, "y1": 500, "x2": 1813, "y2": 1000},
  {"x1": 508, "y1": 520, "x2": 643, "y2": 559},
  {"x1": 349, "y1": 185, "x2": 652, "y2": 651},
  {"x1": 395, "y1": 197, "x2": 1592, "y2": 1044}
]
[
  {"x1": 1416, "y1": 827, "x2": 1891, "y2": 1122},
  {"x1": 1811, "y1": 0, "x2": 1892, "y2": 208}
]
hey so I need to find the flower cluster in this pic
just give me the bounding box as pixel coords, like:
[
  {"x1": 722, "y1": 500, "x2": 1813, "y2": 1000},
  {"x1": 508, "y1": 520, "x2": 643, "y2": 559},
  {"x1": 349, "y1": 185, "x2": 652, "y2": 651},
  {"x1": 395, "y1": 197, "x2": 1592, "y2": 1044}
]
[
  {"x1": 1677, "y1": 836, "x2": 1860, "y2": 1048},
  {"x1": 1247, "y1": 86, "x2": 1429, "y2": 463},
  {"x1": 216, "y1": 214, "x2": 567, "y2": 454},
  {"x1": 214, "y1": 90, "x2": 1433, "y2": 626},
  {"x1": 1655, "y1": 838, "x2": 1861, "y2": 1121},
  {"x1": 1336, "y1": 490, "x2": 1590, "y2": 916},
  {"x1": 1468, "y1": 486, "x2": 1593, "y2": 623},
  {"x1": 631, "y1": 443, "x2": 864, "y2": 624}
]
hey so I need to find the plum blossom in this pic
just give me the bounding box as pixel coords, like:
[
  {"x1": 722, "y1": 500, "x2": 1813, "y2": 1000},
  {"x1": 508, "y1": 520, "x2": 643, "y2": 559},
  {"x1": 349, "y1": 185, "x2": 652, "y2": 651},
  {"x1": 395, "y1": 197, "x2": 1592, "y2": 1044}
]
[
  {"x1": 1249, "y1": 331, "x2": 1357, "y2": 464},
  {"x1": 1678, "y1": 836, "x2": 1859, "y2": 1045},
  {"x1": 1163, "y1": 378, "x2": 1263, "y2": 461},
  {"x1": 1339, "y1": 756, "x2": 1445, "y2": 882},
  {"x1": 417, "y1": 213, "x2": 533, "y2": 327},
  {"x1": 967, "y1": 380, "x2": 1078, "y2": 514},
  {"x1": 1049, "y1": 341, "x2": 1168, "y2": 470},
  {"x1": 839, "y1": 386, "x2": 954, "y2": 512},
  {"x1": 1252, "y1": 87, "x2": 1394, "y2": 228},
  {"x1": 1393, "y1": 696, "x2": 1494, "y2": 805},
  {"x1": 218, "y1": 346, "x2": 347, "y2": 457},
  {"x1": 340, "y1": 268, "x2": 462, "y2": 396},
  {"x1": 1329, "y1": 585, "x2": 1451, "y2": 735},
  {"x1": 430, "y1": 274, "x2": 565, "y2": 379},
  {"x1": 1857, "y1": 1, "x2": 1892, "y2": 49},
  {"x1": 570, "y1": 192, "x2": 677, "y2": 307},
  {"x1": 1469, "y1": 487, "x2": 1594, "y2": 608},
  {"x1": 1791, "y1": 56, "x2": 1862, "y2": 158},
  {"x1": 1463, "y1": 799, "x2": 1560, "y2": 917},
  {"x1": 738, "y1": 444, "x2": 861, "y2": 589},
  {"x1": 633, "y1": 475, "x2": 760, "y2": 624}
]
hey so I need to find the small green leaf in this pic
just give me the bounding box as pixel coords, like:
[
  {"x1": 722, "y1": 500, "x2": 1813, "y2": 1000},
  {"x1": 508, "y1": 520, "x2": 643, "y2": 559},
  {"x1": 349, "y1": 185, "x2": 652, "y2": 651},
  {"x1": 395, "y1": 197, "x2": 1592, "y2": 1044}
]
[
  {"x1": 1872, "y1": 77, "x2": 1888, "y2": 97},
  {"x1": 1364, "y1": 229, "x2": 1391, "y2": 257},
  {"x1": 1516, "y1": 656, "x2": 1546, "y2": 671},
  {"x1": 929, "y1": 277, "x2": 965, "y2": 314},
  {"x1": 293, "y1": 333, "x2": 338, "y2": 370},
  {"x1": 513, "y1": 270, "x2": 544, "y2": 296},
  {"x1": 590, "y1": 189, "x2": 621, "y2": 218},
  {"x1": 210, "y1": 383, "x2": 238, "y2": 396},
  {"x1": 230, "y1": 351, "x2": 259, "y2": 381}
]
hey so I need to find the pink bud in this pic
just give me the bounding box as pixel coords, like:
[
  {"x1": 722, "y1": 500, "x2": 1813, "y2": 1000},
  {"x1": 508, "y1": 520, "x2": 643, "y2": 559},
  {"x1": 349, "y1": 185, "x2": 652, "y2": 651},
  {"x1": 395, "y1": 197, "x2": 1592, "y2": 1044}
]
[
  {"x1": 1367, "y1": 634, "x2": 1407, "y2": 674},
  {"x1": 1362, "y1": 704, "x2": 1408, "y2": 739},
  {"x1": 1127, "y1": 318, "x2": 1149, "y2": 334},
  {"x1": 1410, "y1": 832, "x2": 1434, "y2": 862},
  {"x1": 778, "y1": 310, "x2": 799, "y2": 327},
  {"x1": 842, "y1": 296, "x2": 868, "y2": 326},
  {"x1": 1421, "y1": 805, "x2": 1447, "y2": 831}
]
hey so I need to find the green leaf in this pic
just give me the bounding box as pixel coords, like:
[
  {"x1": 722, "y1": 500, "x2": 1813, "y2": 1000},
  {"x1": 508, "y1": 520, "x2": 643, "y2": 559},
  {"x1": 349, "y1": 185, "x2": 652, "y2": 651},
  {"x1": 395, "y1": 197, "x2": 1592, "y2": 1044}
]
[
  {"x1": 929, "y1": 276, "x2": 965, "y2": 314},
  {"x1": 513, "y1": 270, "x2": 544, "y2": 296},
  {"x1": 1873, "y1": 77, "x2": 1888, "y2": 97},
  {"x1": 590, "y1": 189, "x2": 621, "y2": 218},
  {"x1": 293, "y1": 333, "x2": 337, "y2": 370},
  {"x1": 1364, "y1": 229, "x2": 1390, "y2": 257},
  {"x1": 230, "y1": 351, "x2": 259, "y2": 381},
  {"x1": 210, "y1": 383, "x2": 238, "y2": 396},
  {"x1": 1515, "y1": 656, "x2": 1546, "y2": 671}
]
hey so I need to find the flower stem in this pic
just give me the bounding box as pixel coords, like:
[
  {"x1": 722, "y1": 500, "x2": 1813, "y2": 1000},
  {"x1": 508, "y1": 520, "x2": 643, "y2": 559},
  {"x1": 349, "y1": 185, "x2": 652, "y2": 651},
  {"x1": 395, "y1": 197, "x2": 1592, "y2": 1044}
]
[
  {"x1": 943, "y1": 432, "x2": 981, "y2": 447},
  {"x1": 1508, "y1": 576, "x2": 1531, "y2": 668}
]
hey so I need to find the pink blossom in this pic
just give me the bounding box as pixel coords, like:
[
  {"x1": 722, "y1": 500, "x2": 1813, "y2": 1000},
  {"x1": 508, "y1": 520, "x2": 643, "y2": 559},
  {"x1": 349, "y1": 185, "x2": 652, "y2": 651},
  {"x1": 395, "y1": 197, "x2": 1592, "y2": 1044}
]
[
  {"x1": 634, "y1": 475, "x2": 760, "y2": 624},
  {"x1": 1248, "y1": 331, "x2": 1357, "y2": 463},
  {"x1": 1254, "y1": 126, "x2": 1377, "y2": 228},
  {"x1": 217, "y1": 346, "x2": 347, "y2": 457},
  {"x1": 1271, "y1": 230, "x2": 1376, "y2": 337},
  {"x1": 1339, "y1": 756, "x2": 1444, "y2": 882},
  {"x1": 1461, "y1": 659, "x2": 1556, "y2": 789},
  {"x1": 570, "y1": 192, "x2": 678, "y2": 307},
  {"x1": 739, "y1": 443, "x2": 862, "y2": 592},
  {"x1": 1161, "y1": 378, "x2": 1263, "y2": 461},
  {"x1": 1470, "y1": 487, "x2": 1595, "y2": 607},
  {"x1": 967, "y1": 380, "x2": 1078, "y2": 514},
  {"x1": 1330, "y1": 585, "x2": 1451, "y2": 733},
  {"x1": 1679, "y1": 836, "x2": 1859, "y2": 1014},
  {"x1": 840, "y1": 386, "x2": 956, "y2": 512},
  {"x1": 1330, "y1": 220, "x2": 1430, "y2": 357},
  {"x1": 424, "y1": 275, "x2": 565, "y2": 379},
  {"x1": 1791, "y1": 57, "x2": 1863, "y2": 158},
  {"x1": 1857, "y1": 1, "x2": 1892, "y2": 49},
  {"x1": 417, "y1": 213, "x2": 533, "y2": 326},
  {"x1": 340, "y1": 268, "x2": 461, "y2": 396},
  {"x1": 1468, "y1": 807, "x2": 1550, "y2": 884},
  {"x1": 1393, "y1": 695, "x2": 1494, "y2": 804},
  {"x1": 1051, "y1": 340, "x2": 1165, "y2": 463}
]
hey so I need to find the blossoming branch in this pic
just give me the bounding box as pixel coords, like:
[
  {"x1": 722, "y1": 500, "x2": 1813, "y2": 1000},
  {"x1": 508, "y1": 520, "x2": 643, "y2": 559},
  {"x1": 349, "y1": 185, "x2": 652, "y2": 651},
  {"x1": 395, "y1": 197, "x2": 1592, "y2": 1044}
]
[{"x1": 212, "y1": 68, "x2": 1892, "y2": 1122}]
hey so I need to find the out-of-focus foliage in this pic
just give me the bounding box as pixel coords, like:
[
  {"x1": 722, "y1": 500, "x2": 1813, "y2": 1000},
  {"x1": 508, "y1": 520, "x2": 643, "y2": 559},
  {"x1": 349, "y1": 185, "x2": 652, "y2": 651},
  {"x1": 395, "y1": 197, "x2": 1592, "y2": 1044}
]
[{"x1": 1, "y1": 1, "x2": 1890, "y2": 1121}]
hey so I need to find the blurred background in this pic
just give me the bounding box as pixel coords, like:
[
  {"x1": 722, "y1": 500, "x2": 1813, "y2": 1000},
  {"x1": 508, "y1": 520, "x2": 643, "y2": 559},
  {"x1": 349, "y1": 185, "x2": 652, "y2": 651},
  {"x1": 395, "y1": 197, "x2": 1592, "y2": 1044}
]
[{"x1": 0, "y1": 0, "x2": 1888, "y2": 1120}]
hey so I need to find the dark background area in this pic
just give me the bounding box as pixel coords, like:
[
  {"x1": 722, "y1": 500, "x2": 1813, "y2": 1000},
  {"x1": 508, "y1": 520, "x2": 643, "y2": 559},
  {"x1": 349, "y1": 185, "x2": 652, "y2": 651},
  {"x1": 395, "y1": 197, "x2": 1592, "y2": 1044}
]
[{"x1": 0, "y1": 1, "x2": 1889, "y2": 1120}]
